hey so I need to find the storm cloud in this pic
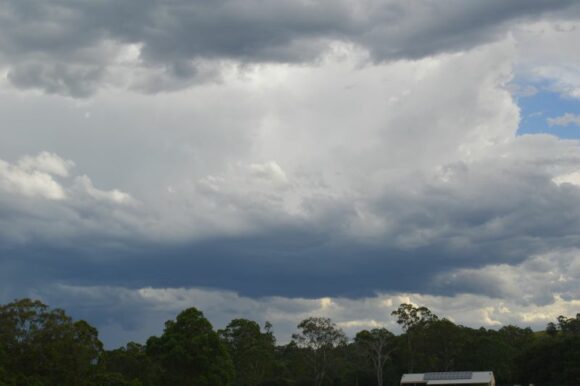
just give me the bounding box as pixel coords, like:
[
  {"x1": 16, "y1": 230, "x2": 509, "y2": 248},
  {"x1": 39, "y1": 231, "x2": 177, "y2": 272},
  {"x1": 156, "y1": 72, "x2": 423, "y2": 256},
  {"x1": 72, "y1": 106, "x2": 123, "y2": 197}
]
[
  {"x1": 2, "y1": 1, "x2": 580, "y2": 347},
  {"x1": 1, "y1": 0, "x2": 579, "y2": 95}
]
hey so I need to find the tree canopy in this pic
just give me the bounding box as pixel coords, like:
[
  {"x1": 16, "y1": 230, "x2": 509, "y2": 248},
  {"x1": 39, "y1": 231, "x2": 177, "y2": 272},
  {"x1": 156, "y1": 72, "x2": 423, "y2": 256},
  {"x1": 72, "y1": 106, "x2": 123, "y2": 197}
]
[
  {"x1": 218, "y1": 319, "x2": 276, "y2": 386},
  {"x1": 1, "y1": 299, "x2": 579, "y2": 386},
  {"x1": 146, "y1": 307, "x2": 234, "y2": 386},
  {"x1": 0, "y1": 298, "x2": 102, "y2": 386},
  {"x1": 292, "y1": 317, "x2": 347, "y2": 386}
]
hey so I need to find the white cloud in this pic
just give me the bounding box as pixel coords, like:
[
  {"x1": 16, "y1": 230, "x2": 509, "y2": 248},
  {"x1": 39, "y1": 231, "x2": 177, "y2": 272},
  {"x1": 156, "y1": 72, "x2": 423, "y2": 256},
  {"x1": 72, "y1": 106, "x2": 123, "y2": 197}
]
[
  {"x1": 0, "y1": 152, "x2": 139, "y2": 245},
  {"x1": 1, "y1": 39, "x2": 579, "y2": 275},
  {"x1": 0, "y1": 154, "x2": 69, "y2": 200},
  {"x1": 3, "y1": 10, "x2": 580, "y2": 349},
  {"x1": 17, "y1": 151, "x2": 75, "y2": 177},
  {"x1": 435, "y1": 250, "x2": 580, "y2": 306},
  {"x1": 553, "y1": 170, "x2": 580, "y2": 186},
  {"x1": 73, "y1": 175, "x2": 135, "y2": 205},
  {"x1": 514, "y1": 20, "x2": 580, "y2": 99},
  {"x1": 508, "y1": 83, "x2": 539, "y2": 97},
  {"x1": 0, "y1": 38, "x2": 578, "y2": 256},
  {"x1": 249, "y1": 161, "x2": 288, "y2": 185},
  {"x1": 547, "y1": 113, "x2": 580, "y2": 127},
  {"x1": 0, "y1": 152, "x2": 133, "y2": 204}
]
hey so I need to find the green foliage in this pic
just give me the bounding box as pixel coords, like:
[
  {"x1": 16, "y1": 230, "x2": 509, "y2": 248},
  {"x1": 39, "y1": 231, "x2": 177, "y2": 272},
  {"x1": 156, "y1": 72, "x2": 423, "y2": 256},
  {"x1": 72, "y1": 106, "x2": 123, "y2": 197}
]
[
  {"x1": 99, "y1": 342, "x2": 157, "y2": 386},
  {"x1": 545, "y1": 322, "x2": 558, "y2": 336},
  {"x1": 1, "y1": 298, "x2": 579, "y2": 386},
  {"x1": 520, "y1": 335, "x2": 580, "y2": 385},
  {"x1": 0, "y1": 298, "x2": 103, "y2": 386},
  {"x1": 391, "y1": 303, "x2": 439, "y2": 372},
  {"x1": 391, "y1": 303, "x2": 439, "y2": 332},
  {"x1": 555, "y1": 313, "x2": 580, "y2": 335},
  {"x1": 354, "y1": 328, "x2": 394, "y2": 386},
  {"x1": 146, "y1": 307, "x2": 234, "y2": 386},
  {"x1": 292, "y1": 317, "x2": 347, "y2": 386},
  {"x1": 219, "y1": 319, "x2": 276, "y2": 386},
  {"x1": 89, "y1": 371, "x2": 143, "y2": 386},
  {"x1": 410, "y1": 319, "x2": 467, "y2": 372}
]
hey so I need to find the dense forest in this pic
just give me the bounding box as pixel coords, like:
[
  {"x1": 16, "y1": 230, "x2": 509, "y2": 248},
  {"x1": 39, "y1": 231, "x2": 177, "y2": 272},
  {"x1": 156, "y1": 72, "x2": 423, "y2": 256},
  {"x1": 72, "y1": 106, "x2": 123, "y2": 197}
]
[{"x1": 1, "y1": 299, "x2": 579, "y2": 386}]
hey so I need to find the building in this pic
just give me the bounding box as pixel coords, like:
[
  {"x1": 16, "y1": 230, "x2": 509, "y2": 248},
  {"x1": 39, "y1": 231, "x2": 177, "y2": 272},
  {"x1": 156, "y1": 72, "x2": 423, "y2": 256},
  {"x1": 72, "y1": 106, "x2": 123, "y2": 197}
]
[{"x1": 401, "y1": 372, "x2": 495, "y2": 386}]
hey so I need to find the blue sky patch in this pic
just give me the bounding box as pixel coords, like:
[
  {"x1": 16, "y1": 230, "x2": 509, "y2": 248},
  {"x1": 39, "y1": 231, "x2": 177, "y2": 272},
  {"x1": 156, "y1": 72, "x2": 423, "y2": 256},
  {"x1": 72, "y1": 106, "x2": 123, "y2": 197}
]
[{"x1": 516, "y1": 85, "x2": 580, "y2": 139}]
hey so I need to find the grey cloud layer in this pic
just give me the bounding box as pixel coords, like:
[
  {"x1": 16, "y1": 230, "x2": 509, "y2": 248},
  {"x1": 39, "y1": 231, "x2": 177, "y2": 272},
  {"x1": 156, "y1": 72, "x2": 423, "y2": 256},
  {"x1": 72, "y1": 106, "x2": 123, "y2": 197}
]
[
  {"x1": 0, "y1": 0, "x2": 578, "y2": 95},
  {"x1": 4, "y1": 136, "x2": 580, "y2": 300},
  {"x1": 3, "y1": 6, "x2": 580, "y2": 348},
  {"x1": 3, "y1": 41, "x2": 580, "y2": 302}
]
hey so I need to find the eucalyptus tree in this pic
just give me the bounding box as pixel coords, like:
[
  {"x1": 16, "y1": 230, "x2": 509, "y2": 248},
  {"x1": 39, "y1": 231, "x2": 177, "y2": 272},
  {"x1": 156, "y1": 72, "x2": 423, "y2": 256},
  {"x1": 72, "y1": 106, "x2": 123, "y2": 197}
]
[
  {"x1": 391, "y1": 303, "x2": 438, "y2": 372},
  {"x1": 355, "y1": 328, "x2": 394, "y2": 386},
  {"x1": 219, "y1": 319, "x2": 276, "y2": 386},
  {"x1": 0, "y1": 298, "x2": 103, "y2": 386},
  {"x1": 292, "y1": 317, "x2": 347, "y2": 386},
  {"x1": 146, "y1": 307, "x2": 234, "y2": 386}
]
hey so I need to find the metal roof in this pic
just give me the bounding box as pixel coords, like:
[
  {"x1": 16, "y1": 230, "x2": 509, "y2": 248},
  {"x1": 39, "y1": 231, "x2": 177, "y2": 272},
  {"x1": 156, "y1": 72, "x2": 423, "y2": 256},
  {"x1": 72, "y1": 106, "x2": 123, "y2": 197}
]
[
  {"x1": 425, "y1": 372, "x2": 473, "y2": 381},
  {"x1": 401, "y1": 372, "x2": 495, "y2": 385}
]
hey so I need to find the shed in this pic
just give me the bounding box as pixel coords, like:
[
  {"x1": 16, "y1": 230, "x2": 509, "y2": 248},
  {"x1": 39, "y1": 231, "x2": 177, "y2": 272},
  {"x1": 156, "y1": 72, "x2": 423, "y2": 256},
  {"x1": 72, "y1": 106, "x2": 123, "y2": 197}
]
[{"x1": 401, "y1": 372, "x2": 495, "y2": 386}]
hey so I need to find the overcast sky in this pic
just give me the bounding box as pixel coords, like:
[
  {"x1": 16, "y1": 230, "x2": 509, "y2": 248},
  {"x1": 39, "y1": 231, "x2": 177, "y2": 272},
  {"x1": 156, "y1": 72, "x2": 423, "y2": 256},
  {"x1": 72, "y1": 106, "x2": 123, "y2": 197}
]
[{"x1": 2, "y1": 0, "x2": 580, "y2": 347}]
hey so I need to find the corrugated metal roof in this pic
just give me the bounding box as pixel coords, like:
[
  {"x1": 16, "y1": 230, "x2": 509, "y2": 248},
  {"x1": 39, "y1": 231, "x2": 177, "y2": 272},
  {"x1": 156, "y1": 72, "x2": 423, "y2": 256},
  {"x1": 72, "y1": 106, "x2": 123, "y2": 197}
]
[
  {"x1": 401, "y1": 374, "x2": 426, "y2": 383},
  {"x1": 427, "y1": 379, "x2": 490, "y2": 385},
  {"x1": 425, "y1": 372, "x2": 473, "y2": 381},
  {"x1": 401, "y1": 372, "x2": 494, "y2": 385}
]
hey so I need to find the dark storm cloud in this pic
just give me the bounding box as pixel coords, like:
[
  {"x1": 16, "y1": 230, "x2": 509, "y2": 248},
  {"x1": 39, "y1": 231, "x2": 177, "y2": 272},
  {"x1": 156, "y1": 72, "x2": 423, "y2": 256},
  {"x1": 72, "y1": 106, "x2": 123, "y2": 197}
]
[
  {"x1": 0, "y1": 227, "x2": 522, "y2": 299},
  {"x1": 7, "y1": 62, "x2": 104, "y2": 97},
  {"x1": 3, "y1": 142, "x2": 580, "y2": 301},
  {"x1": 4, "y1": 136, "x2": 580, "y2": 346},
  {"x1": 0, "y1": 0, "x2": 578, "y2": 95}
]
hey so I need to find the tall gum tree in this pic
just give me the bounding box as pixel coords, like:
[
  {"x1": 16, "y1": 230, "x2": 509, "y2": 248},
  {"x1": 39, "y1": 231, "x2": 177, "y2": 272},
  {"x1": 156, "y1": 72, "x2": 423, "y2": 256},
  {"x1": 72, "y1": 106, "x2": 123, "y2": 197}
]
[
  {"x1": 292, "y1": 317, "x2": 347, "y2": 386},
  {"x1": 355, "y1": 328, "x2": 394, "y2": 386},
  {"x1": 391, "y1": 303, "x2": 439, "y2": 372}
]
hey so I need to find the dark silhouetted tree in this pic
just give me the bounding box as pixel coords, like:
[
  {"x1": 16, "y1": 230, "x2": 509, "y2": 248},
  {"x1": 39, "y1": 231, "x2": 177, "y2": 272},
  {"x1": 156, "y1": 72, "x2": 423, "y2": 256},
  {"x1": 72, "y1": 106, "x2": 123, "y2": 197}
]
[
  {"x1": 146, "y1": 307, "x2": 234, "y2": 386},
  {"x1": 292, "y1": 317, "x2": 347, "y2": 386},
  {"x1": 355, "y1": 328, "x2": 394, "y2": 386},
  {"x1": 391, "y1": 303, "x2": 438, "y2": 372},
  {"x1": 0, "y1": 298, "x2": 102, "y2": 386},
  {"x1": 219, "y1": 319, "x2": 276, "y2": 386}
]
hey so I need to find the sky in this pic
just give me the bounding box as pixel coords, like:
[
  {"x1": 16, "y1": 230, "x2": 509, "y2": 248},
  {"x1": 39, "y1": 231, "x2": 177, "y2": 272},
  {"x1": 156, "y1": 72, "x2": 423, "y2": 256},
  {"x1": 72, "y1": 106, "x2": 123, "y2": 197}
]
[{"x1": 2, "y1": 0, "x2": 580, "y2": 348}]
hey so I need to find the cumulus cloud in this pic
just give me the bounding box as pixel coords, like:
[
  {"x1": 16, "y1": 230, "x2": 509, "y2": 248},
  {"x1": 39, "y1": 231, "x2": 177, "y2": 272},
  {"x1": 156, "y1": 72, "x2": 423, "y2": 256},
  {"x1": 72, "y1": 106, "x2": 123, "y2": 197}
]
[
  {"x1": 434, "y1": 250, "x2": 580, "y2": 306},
  {"x1": 548, "y1": 113, "x2": 580, "y2": 127},
  {"x1": 3, "y1": 41, "x2": 580, "y2": 301},
  {"x1": 249, "y1": 161, "x2": 288, "y2": 185},
  {"x1": 553, "y1": 171, "x2": 580, "y2": 186},
  {"x1": 0, "y1": 40, "x2": 579, "y2": 308},
  {"x1": 0, "y1": 152, "x2": 138, "y2": 247},
  {"x1": 0, "y1": 152, "x2": 134, "y2": 205},
  {"x1": 2, "y1": 4, "x2": 580, "y2": 348},
  {"x1": 73, "y1": 175, "x2": 135, "y2": 205},
  {"x1": 513, "y1": 20, "x2": 580, "y2": 99},
  {"x1": 18, "y1": 151, "x2": 74, "y2": 175},
  {"x1": 0, "y1": 152, "x2": 71, "y2": 199}
]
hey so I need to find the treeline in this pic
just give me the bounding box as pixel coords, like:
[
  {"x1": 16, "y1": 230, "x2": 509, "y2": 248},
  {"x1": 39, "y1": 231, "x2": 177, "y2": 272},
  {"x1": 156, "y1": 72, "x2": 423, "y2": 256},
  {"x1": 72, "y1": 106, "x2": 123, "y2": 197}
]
[{"x1": 1, "y1": 299, "x2": 580, "y2": 386}]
